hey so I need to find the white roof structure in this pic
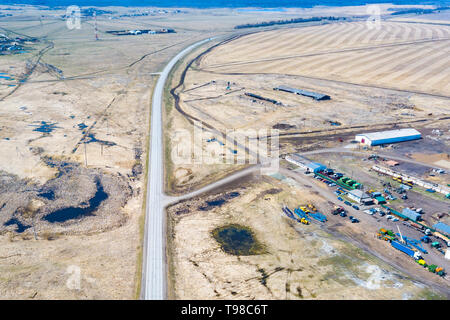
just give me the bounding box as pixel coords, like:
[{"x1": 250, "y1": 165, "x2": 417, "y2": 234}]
[
  {"x1": 348, "y1": 189, "x2": 370, "y2": 199},
  {"x1": 285, "y1": 154, "x2": 310, "y2": 168},
  {"x1": 355, "y1": 128, "x2": 421, "y2": 146}
]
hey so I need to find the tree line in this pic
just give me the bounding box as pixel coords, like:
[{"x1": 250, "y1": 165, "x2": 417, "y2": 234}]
[{"x1": 234, "y1": 16, "x2": 343, "y2": 29}]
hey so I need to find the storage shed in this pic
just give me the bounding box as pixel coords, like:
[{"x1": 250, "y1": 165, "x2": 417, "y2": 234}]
[
  {"x1": 355, "y1": 128, "x2": 421, "y2": 146},
  {"x1": 374, "y1": 196, "x2": 386, "y2": 204},
  {"x1": 433, "y1": 222, "x2": 450, "y2": 236},
  {"x1": 307, "y1": 162, "x2": 326, "y2": 173},
  {"x1": 274, "y1": 85, "x2": 331, "y2": 101},
  {"x1": 348, "y1": 190, "x2": 372, "y2": 204},
  {"x1": 285, "y1": 154, "x2": 310, "y2": 170},
  {"x1": 402, "y1": 208, "x2": 421, "y2": 221}
]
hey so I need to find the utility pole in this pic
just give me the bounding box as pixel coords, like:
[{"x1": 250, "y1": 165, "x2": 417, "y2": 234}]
[
  {"x1": 84, "y1": 142, "x2": 88, "y2": 167},
  {"x1": 94, "y1": 12, "x2": 99, "y2": 41}
]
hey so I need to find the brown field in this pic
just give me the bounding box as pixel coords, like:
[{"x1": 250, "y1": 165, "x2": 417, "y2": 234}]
[
  {"x1": 0, "y1": 5, "x2": 285, "y2": 299},
  {"x1": 201, "y1": 21, "x2": 450, "y2": 96}
]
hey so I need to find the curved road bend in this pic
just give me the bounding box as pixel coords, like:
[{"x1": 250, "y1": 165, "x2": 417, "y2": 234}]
[{"x1": 141, "y1": 38, "x2": 214, "y2": 300}]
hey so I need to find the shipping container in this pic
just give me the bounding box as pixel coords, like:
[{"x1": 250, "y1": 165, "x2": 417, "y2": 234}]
[{"x1": 391, "y1": 241, "x2": 415, "y2": 257}]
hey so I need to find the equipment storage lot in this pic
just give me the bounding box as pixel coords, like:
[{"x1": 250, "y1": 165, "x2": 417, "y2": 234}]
[
  {"x1": 167, "y1": 174, "x2": 448, "y2": 299},
  {"x1": 305, "y1": 151, "x2": 450, "y2": 224},
  {"x1": 278, "y1": 167, "x2": 450, "y2": 295}
]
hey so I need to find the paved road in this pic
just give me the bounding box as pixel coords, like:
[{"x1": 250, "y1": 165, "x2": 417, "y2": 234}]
[
  {"x1": 165, "y1": 165, "x2": 261, "y2": 206},
  {"x1": 141, "y1": 38, "x2": 213, "y2": 300}
]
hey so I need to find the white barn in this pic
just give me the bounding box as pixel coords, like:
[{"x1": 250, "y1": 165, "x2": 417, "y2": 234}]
[{"x1": 355, "y1": 128, "x2": 421, "y2": 146}]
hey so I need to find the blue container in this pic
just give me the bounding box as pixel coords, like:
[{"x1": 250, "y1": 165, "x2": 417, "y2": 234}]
[{"x1": 391, "y1": 241, "x2": 415, "y2": 257}]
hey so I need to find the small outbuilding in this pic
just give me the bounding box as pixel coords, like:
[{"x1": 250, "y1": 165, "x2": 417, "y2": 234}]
[
  {"x1": 374, "y1": 196, "x2": 386, "y2": 204},
  {"x1": 402, "y1": 208, "x2": 421, "y2": 221},
  {"x1": 274, "y1": 85, "x2": 331, "y2": 101},
  {"x1": 348, "y1": 189, "x2": 372, "y2": 204}
]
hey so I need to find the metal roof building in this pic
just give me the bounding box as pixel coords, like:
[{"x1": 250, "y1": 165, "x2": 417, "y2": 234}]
[
  {"x1": 355, "y1": 128, "x2": 421, "y2": 146},
  {"x1": 307, "y1": 162, "x2": 326, "y2": 173},
  {"x1": 285, "y1": 154, "x2": 327, "y2": 173},
  {"x1": 285, "y1": 154, "x2": 310, "y2": 169},
  {"x1": 274, "y1": 85, "x2": 331, "y2": 101},
  {"x1": 402, "y1": 208, "x2": 421, "y2": 221},
  {"x1": 348, "y1": 189, "x2": 372, "y2": 204},
  {"x1": 374, "y1": 196, "x2": 386, "y2": 204},
  {"x1": 433, "y1": 222, "x2": 450, "y2": 236}
]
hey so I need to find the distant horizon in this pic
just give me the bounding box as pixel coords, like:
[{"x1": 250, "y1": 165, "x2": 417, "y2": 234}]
[{"x1": 1, "y1": 0, "x2": 449, "y2": 9}]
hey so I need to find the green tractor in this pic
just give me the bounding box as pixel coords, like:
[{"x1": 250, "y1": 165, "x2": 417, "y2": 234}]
[
  {"x1": 386, "y1": 229, "x2": 395, "y2": 237},
  {"x1": 428, "y1": 264, "x2": 438, "y2": 273}
]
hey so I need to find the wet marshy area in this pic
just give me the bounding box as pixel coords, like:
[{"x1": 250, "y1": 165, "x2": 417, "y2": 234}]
[
  {"x1": 84, "y1": 133, "x2": 116, "y2": 147},
  {"x1": 198, "y1": 192, "x2": 240, "y2": 211},
  {"x1": 30, "y1": 121, "x2": 59, "y2": 134},
  {"x1": 0, "y1": 159, "x2": 131, "y2": 235},
  {"x1": 77, "y1": 123, "x2": 88, "y2": 131},
  {"x1": 4, "y1": 217, "x2": 31, "y2": 233},
  {"x1": 38, "y1": 189, "x2": 55, "y2": 200},
  {"x1": 212, "y1": 224, "x2": 264, "y2": 256},
  {"x1": 43, "y1": 177, "x2": 108, "y2": 223}
]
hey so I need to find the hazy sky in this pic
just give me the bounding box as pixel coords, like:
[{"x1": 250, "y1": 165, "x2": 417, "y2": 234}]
[{"x1": 1, "y1": 0, "x2": 449, "y2": 8}]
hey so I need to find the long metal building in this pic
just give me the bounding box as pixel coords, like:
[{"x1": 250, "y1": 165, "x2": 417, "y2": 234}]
[
  {"x1": 402, "y1": 208, "x2": 421, "y2": 221},
  {"x1": 355, "y1": 128, "x2": 421, "y2": 146},
  {"x1": 274, "y1": 85, "x2": 331, "y2": 101}
]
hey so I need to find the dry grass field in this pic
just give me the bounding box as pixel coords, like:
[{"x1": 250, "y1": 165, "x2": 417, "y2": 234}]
[
  {"x1": 0, "y1": 5, "x2": 283, "y2": 299},
  {"x1": 201, "y1": 21, "x2": 450, "y2": 96}
]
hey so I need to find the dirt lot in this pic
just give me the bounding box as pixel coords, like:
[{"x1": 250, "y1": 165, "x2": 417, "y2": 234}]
[{"x1": 167, "y1": 174, "x2": 447, "y2": 299}]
